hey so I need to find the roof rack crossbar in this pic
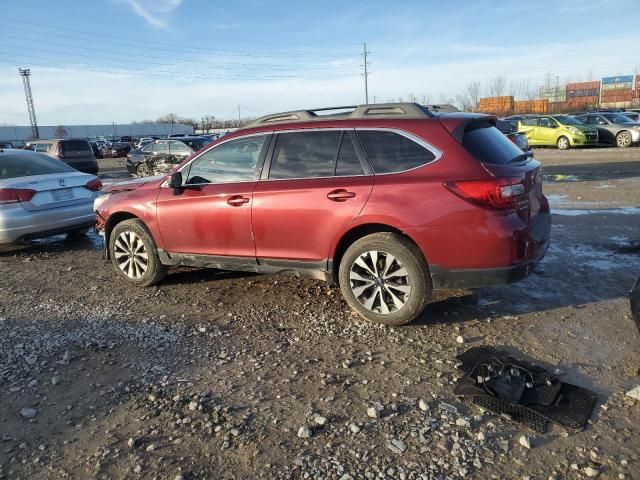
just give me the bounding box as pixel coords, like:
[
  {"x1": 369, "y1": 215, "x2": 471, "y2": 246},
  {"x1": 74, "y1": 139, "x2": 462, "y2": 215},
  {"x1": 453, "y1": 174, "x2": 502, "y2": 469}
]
[{"x1": 242, "y1": 102, "x2": 457, "y2": 129}]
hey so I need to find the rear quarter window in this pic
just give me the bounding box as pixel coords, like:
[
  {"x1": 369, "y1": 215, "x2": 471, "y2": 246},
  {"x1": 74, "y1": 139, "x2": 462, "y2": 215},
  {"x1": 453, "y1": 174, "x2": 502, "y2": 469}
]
[
  {"x1": 357, "y1": 130, "x2": 436, "y2": 173},
  {"x1": 462, "y1": 122, "x2": 524, "y2": 164}
]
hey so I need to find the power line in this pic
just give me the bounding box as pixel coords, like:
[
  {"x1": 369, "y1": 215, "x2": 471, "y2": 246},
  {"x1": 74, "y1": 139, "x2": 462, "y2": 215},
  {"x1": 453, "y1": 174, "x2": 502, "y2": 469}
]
[{"x1": 0, "y1": 18, "x2": 354, "y2": 59}]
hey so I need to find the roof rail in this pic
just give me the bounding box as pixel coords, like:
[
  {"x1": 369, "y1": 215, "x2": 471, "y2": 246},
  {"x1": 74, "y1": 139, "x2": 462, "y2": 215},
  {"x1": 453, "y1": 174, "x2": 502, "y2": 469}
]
[{"x1": 241, "y1": 102, "x2": 456, "y2": 129}]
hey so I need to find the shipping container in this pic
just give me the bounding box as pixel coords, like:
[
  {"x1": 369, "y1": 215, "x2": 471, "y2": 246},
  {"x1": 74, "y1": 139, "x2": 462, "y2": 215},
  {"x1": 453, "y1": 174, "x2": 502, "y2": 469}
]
[
  {"x1": 601, "y1": 90, "x2": 633, "y2": 101},
  {"x1": 548, "y1": 102, "x2": 567, "y2": 114},
  {"x1": 636, "y1": 75, "x2": 640, "y2": 89},
  {"x1": 539, "y1": 85, "x2": 566, "y2": 102},
  {"x1": 566, "y1": 81, "x2": 600, "y2": 90},
  {"x1": 567, "y1": 88, "x2": 600, "y2": 98},
  {"x1": 600, "y1": 101, "x2": 633, "y2": 109},
  {"x1": 479, "y1": 96, "x2": 514, "y2": 114},
  {"x1": 602, "y1": 82, "x2": 633, "y2": 91},
  {"x1": 513, "y1": 99, "x2": 548, "y2": 114},
  {"x1": 602, "y1": 75, "x2": 634, "y2": 85}
]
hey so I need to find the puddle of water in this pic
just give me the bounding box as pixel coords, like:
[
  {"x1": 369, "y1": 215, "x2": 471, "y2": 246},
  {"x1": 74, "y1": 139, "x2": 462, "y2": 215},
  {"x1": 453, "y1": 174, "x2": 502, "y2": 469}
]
[{"x1": 552, "y1": 207, "x2": 640, "y2": 216}]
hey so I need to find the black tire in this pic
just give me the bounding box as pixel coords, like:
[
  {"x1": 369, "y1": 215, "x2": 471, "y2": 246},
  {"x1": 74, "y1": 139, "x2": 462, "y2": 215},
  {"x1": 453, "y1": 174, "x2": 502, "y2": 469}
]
[
  {"x1": 556, "y1": 136, "x2": 571, "y2": 150},
  {"x1": 136, "y1": 163, "x2": 152, "y2": 177},
  {"x1": 616, "y1": 130, "x2": 632, "y2": 148},
  {"x1": 338, "y1": 232, "x2": 431, "y2": 326},
  {"x1": 109, "y1": 219, "x2": 167, "y2": 287}
]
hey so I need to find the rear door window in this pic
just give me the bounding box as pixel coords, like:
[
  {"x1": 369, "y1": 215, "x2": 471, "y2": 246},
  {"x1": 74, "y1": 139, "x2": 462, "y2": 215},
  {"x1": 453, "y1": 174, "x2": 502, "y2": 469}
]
[
  {"x1": 462, "y1": 122, "x2": 525, "y2": 165},
  {"x1": 1, "y1": 153, "x2": 74, "y2": 179},
  {"x1": 152, "y1": 141, "x2": 169, "y2": 154},
  {"x1": 269, "y1": 131, "x2": 341, "y2": 179},
  {"x1": 169, "y1": 141, "x2": 191, "y2": 155},
  {"x1": 335, "y1": 134, "x2": 365, "y2": 176},
  {"x1": 357, "y1": 130, "x2": 436, "y2": 174}
]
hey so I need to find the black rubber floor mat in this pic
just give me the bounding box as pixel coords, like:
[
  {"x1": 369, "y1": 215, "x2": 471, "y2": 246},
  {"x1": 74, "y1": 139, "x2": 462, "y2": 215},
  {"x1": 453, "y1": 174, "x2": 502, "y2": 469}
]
[{"x1": 454, "y1": 347, "x2": 597, "y2": 433}]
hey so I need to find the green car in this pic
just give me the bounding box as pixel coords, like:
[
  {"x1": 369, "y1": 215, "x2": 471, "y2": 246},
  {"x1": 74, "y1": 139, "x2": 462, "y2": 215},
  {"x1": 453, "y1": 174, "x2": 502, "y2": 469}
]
[{"x1": 514, "y1": 115, "x2": 599, "y2": 150}]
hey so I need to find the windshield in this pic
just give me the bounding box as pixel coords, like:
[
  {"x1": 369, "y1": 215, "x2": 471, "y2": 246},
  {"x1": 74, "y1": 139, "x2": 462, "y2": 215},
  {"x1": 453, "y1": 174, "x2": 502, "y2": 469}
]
[
  {"x1": 554, "y1": 115, "x2": 584, "y2": 126},
  {"x1": 604, "y1": 113, "x2": 633, "y2": 123}
]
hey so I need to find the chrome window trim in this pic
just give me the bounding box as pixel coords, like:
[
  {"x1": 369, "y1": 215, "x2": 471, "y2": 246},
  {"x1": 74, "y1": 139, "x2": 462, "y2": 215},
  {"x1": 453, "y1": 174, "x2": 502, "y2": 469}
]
[{"x1": 164, "y1": 126, "x2": 442, "y2": 186}]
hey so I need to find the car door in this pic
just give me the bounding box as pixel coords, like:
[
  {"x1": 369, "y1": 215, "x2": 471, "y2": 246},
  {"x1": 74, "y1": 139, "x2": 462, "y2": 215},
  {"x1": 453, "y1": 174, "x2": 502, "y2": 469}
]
[
  {"x1": 252, "y1": 130, "x2": 374, "y2": 266},
  {"x1": 587, "y1": 115, "x2": 614, "y2": 144},
  {"x1": 536, "y1": 117, "x2": 559, "y2": 145},
  {"x1": 155, "y1": 133, "x2": 270, "y2": 258},
  {"x1": 518, "y1": 118, "x2": 539, "y2": 144}
]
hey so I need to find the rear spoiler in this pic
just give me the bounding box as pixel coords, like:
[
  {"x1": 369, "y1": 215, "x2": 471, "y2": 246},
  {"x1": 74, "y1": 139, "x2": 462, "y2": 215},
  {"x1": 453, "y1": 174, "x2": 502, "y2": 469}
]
[{"x1": 437, "y1": 113, "x2": 497, "y2": 143}]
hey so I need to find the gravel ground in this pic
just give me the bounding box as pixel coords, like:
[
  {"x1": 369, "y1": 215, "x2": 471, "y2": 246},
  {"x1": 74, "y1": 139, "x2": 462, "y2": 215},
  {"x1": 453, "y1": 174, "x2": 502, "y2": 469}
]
[{"x1": 0, "y1": 148, "x2": 639, "y2": 479}]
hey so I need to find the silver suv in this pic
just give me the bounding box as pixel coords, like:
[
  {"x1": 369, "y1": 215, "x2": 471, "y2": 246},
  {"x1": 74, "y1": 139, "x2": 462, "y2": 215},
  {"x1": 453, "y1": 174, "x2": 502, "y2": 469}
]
[{"x1": 26, "y1": 139, "x2": 99, "y2": 174}]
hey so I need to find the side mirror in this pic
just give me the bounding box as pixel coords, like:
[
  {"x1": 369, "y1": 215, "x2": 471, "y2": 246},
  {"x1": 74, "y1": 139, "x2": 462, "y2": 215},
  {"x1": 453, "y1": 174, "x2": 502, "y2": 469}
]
[{"x1": 168, "y1": 171, "x2": 183, "y2": 189}]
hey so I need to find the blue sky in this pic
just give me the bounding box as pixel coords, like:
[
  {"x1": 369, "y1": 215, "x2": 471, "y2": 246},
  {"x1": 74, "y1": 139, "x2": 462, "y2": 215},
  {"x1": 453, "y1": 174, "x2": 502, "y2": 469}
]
[{"x1": 1, "y1": 0, "x2": 639, "y2": 125}]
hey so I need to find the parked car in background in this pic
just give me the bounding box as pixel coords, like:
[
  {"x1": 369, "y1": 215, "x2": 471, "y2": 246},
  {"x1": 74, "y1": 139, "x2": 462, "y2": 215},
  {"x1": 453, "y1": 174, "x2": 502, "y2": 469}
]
[
  {"x1": 96, "y1": 103, "x2": 550, "y2": 326},
  {"x1": 0, "y1": 149, "x2": 101, "y2": 243},
  {"x1": 109, "y1": 142, "x2": 132, "y2": 158},
  {"x1": 514, "y1": 115, "x2": 598, "y2": 149},
  {"x1": 623, "y1": 112, "x2": 640, "y2": 122},
  {"x1": 135, "y1": 137, "x2": 155, "y2": 149},
  {"x1": 126, "y1": 136, "x2": 211, "y2": 176},
  {"x1": 1, "y1": 142, "x2": 14, "y2": 149},
  {"x1": 167, "y1": 133, "x2": 192, "y2": 138},
  {"x1": 574, "y1": 112, "x2": 640, "y2": 147},
  {"x1": 25, "y1": 139, "x2": 99, "y2": 174},
  {"x1": 89, "y1": 141, "x2": 103, "y2": 159},
  {"x1": 496, "y1": 119, "x2": 532, "y2": 153}
]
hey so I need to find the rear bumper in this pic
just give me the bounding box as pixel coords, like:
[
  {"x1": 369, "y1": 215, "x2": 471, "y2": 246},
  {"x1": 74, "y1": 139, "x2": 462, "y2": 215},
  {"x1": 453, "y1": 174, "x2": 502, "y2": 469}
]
[
  {"x1": 430, "y1": 212, "x2": 551, "y2": 290},
  {"x1": 0, "y1": 202, "x2": 95, "y2": 243}
]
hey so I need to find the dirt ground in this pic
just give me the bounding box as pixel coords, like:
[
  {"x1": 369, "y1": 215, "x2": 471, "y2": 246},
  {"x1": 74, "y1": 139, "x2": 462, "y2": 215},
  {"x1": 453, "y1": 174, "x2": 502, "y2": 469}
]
[{"x1": 1, "y1": 148, "x2": 639, "y2": 480}]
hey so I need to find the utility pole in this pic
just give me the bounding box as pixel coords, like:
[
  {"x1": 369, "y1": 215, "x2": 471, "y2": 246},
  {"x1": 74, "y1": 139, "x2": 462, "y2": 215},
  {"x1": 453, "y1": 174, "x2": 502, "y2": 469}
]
[
  {"x1": 361, "y1": 43, "x2": 371, "y2": 104},
  {"x1": 18, "y1": 68, "x2": 39, "y2": 139},
  {"x1": 238, "y1": 105, "x2": 241, "y2": 125}
]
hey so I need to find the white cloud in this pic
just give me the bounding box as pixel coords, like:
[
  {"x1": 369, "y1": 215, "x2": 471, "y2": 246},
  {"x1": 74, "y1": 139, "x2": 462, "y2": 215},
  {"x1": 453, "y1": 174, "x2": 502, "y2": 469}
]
[{"x1": 121, "y1": 0, "x2": 184, "y2": 29}]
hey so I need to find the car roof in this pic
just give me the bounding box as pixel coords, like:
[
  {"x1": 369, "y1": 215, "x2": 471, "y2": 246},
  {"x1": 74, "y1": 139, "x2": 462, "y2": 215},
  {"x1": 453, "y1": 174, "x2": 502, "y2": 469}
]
[{"x1": 239, "y1": 102, "x2": 462, "y2": 130}]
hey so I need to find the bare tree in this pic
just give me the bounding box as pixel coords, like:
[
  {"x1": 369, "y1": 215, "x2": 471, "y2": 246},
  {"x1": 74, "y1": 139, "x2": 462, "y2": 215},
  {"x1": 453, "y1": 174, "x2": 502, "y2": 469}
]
[{"x1": 488, "y1": 76, "x2": 507, "y2": 97}]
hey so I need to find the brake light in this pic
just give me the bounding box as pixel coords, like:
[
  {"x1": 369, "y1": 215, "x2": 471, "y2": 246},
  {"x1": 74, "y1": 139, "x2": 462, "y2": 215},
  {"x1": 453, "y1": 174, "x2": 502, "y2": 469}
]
[
  {"x1": 443, "y1": 178, "x2": 525, "y2": 209},
  {"x1": 0, "y1": 188, "x2": 37, "y2": 204},
  {"x1": 85, "y1": 178, "x2": 103, "y2": 191}
]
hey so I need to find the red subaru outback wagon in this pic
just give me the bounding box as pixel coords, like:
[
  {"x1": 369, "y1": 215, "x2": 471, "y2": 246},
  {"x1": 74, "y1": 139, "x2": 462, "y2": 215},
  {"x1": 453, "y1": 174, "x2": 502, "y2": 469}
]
[{"x1": 95, "y1": 103, "x2": 550, "y2": 325}]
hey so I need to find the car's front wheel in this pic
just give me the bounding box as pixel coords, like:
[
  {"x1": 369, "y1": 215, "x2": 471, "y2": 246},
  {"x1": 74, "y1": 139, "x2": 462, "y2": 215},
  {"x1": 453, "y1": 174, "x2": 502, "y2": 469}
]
[
  {"x1": 338, "y1": 232, "x2": 431, "y2": 326},
  {"x1": 616, "y1": 131, "x2": 632, "y2": 148},
  {"x1": 109, "y1": 219, "x2": 167, "y2": 286},
  {"x1": 556, "y1": 136, "x2": 571, "y2": 150},
  {"x1": 136, "y1": 163, "x2": 152, "y2": 177}
]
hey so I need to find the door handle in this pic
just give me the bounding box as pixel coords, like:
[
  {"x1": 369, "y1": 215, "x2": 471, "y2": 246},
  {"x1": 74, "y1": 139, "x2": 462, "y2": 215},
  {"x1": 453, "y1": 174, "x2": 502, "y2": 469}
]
[
  {"x1": 227, "y1": 195, "x2": 250, "y2": 206},
  {"x1": 327, "y1": 189, "x2": 356, "y2": 202}
]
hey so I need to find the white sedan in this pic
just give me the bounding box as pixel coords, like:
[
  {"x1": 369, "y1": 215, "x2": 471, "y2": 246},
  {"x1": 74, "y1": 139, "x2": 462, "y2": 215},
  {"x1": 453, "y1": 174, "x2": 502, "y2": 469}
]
[{"x1": 0, "y1": 149, "x2": 101, "y2": 243}]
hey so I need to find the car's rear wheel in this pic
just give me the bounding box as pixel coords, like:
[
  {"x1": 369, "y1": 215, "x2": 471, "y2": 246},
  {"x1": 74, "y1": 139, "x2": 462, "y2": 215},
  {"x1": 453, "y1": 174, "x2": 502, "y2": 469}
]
[
  {"x1": 556, "y1": 136, "x2": 571, "y2": 150},
  {"x1": 616, "y1": 131, "x2": 632, "y2": 148},
  {"x1": 109, "y1": 219, "x2": 167, "y2": 286},
  {"x1": 338, "y1": 232, "x2": 431, "y2": 326},
  {"x1": 136, "y1": 163, "x2": 152, "y2": 177}
]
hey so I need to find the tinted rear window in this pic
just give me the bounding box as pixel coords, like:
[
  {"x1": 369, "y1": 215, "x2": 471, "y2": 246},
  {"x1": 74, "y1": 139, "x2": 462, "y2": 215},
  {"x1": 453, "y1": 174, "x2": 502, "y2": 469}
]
[
  {"x1": 462, "y1": 122, "x2": 524, "y2": 164},
  {"x1": 357, "y1": 131, "x2": 436, "y2": 173},
  {"x1": 61, "y1": 140, "x2": 92, "y2": 153},
  {"x1": 0, "y1": 153, "x2": 75, "y2": 179},
  {"x1": 270, "y1": 131, "x2": 341, "y2": 179}
]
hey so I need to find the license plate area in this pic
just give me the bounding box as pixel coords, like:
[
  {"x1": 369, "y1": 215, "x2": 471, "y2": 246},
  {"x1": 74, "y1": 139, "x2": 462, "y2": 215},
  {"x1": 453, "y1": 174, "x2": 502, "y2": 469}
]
[{"x1": 52, "y1": 188, "x2": 74, "y2": 201}]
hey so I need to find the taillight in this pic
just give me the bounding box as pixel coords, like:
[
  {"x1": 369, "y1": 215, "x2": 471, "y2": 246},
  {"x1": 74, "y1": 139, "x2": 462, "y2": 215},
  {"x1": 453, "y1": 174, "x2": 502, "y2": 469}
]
[
  {"x1": 0, "y1": 188, "x2": 37, "y2": 204},
  {"x1": 443, "y1": 178, "x2": 525, "y2": 210},
  {"x1": 85, "y1": 178, "x2": 103, "y2": 191}
]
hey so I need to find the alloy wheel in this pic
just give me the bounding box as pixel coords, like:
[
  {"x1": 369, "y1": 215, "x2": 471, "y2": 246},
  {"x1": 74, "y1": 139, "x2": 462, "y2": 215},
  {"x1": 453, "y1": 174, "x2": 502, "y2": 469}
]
[
  {"x1": 557, "y1": 137, "x2": 569, "y2": 150},
  {"x1": 113, "y1": 231, "x2": 149, "y2": 279},
  {"x1": 617, "y1": 132, "x2": 631, "y2": 148},
  {"x1": 349, "y1": 250, "x2": 411, "y2": 314}
]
